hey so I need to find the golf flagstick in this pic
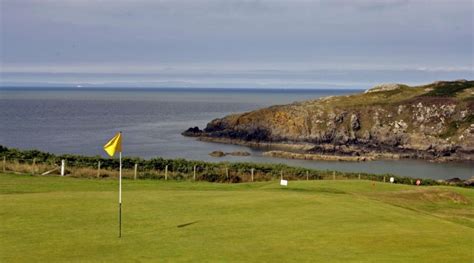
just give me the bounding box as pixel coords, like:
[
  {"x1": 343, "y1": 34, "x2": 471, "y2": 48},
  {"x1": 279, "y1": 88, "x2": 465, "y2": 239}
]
[
  {"x1": 103, "y1": 132, "x2": 123, "y2": 238},
  {"x1": 119, "y1": 151, "x2": 122, "y2": 238}
]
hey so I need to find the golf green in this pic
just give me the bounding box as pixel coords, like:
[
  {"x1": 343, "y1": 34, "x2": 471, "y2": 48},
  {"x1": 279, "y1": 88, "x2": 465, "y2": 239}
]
[{"x1": 1, "y1": 173, "x2": 472, "y2": 262}]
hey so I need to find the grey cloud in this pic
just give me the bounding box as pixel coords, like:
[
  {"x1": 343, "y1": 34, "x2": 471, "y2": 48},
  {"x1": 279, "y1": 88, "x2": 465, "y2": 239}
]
[{"x1": 0, "y1": 0, "x2": 472, "y2": 87}]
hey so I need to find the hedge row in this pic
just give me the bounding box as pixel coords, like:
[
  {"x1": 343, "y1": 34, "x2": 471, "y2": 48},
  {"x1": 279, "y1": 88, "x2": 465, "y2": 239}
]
[{"x1": 0, "y1": 145, "x2": 441, "y2": 185}]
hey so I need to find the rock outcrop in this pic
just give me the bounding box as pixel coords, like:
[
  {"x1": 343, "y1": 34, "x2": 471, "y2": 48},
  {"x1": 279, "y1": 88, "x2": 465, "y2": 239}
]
[
  {"x1": 209, "y1": 150, "x2": 251, "y2": 157},
  {"x1": 364, "y1": 83, "x2": 404, "y2": 93},
  {"x1": 183, "y1": 80, "x2": 474, "y2": 162}
]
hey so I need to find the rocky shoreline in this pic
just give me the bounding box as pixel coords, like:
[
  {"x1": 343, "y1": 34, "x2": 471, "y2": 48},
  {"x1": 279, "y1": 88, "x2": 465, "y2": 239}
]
[
  {"x1": 183, "y1": 133, "x2": 462, "y2": 162},
  {"x1": 184, "y1": 128, "x2": 471, "y2": 162},
  {"x1": 262, "y1": 150, "x2": 376, "y2": 162},
  {"x1": 183, "y1": 80, "x2": 474, "y2": 163}
]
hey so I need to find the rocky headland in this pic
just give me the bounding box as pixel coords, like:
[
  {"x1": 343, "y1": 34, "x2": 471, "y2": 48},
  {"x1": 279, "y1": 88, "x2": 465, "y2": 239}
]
[{"x1": 183, "y1": 80, "x2": 474, "y2": 162}]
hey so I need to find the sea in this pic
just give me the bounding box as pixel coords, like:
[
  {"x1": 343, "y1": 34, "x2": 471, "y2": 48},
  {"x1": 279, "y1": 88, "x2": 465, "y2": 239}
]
[{"x1": 0, "y1": 87, "x2": 472, "y2": 180}]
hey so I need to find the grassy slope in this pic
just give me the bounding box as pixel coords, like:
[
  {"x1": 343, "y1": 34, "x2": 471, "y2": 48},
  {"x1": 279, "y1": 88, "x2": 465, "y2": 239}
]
[
  {"x1": 0, "y1": 174, "x2": 473, "y2": 262},
  {"x1": 320, "y1": 80, "x2": 474, "y2": 108}
]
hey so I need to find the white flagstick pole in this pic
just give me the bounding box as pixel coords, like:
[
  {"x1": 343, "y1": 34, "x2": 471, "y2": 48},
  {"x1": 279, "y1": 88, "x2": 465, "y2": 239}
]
[{"x1": 119, "y1": 151, "x2": 122, "y2": 238}]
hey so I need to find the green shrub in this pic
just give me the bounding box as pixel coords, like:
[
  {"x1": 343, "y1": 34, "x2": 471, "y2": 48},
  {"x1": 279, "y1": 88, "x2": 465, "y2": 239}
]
[{"x1": 0, "y1": 145, "x2": 448, "y2": 186}]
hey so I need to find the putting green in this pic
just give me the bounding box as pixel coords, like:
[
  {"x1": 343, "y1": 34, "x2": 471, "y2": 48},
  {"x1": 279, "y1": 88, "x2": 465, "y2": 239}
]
[{"x1": 0, "y1": 173, "x2": 472, "y2": 262}]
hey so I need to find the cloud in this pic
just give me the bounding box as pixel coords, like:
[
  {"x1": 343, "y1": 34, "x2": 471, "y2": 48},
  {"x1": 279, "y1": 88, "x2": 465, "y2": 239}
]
[
  {"x1": 1, "y1": 62, "x2": 472, "y2": 89},
  {"x1": 1, "y1": 62, "x2": 472, "y2": 74},
  {"x1": 331, "y1": 0, "x2": 410, "y2": 10},
  {"x1": 0, "y1": 0, "x2": 472, "y2": 87}
]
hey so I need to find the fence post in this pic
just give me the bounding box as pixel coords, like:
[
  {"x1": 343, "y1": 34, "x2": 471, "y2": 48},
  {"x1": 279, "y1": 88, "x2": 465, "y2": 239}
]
[
  {"x1": 2, "y1": 156, "x2": 5, "y2": 173},
  {"x1": 306, "y1": 171, "x2": 309, "y2": 181},
  {"x1": 97, "y1": 161, "x2": 101, "y2": 178},
  {"x1": 383, "y1": 176, "x2": 386, "y2": 183},
  {"x1": 32, "y1": 158, "x2": 36, "y2": 175},
  {"x1": 280, "y1": 170, "x2": 283, "y2": 180},
  {"x1": 134, "y1": 163, "x2": 138, "y2": 180},
  {"x1": 165, "y1": 165, "x2": 168, "y2": 180},
  {"x1": 333, "y1": 171, "x2": 336, "y2": 180},
  {"x1": 251, "y1": 168, "x2": 254, "y2": 182},
  {"x1": 193, "y1": 165, "x2": 196, "y2": 181},
  {"x1": 358, "y1": 173, "x2": 361, "y2": 180},
  {"x1": 61, "y1": 160, "x2": 65, "y2": 176},
  {"x1": 226, "y1": 167, "x2": 229, "y2": 179}
]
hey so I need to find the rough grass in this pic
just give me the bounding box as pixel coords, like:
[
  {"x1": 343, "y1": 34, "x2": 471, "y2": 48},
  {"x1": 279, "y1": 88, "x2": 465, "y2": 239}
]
[
  {"x1": 313, "y1": 85, "x2": 425, "y2": 108},
  {"x1": 3, "y1": 161, "x2": 57, "y2": 175},
  {"x1": 0, "y1": 173, "x2": 473, "y2": 262},
  {"x1": 303, "y1": 80, "x2": 473, "y2": 109},
  {"x1": 422, "y1": 81, "x2": 474, "y2": 97}
]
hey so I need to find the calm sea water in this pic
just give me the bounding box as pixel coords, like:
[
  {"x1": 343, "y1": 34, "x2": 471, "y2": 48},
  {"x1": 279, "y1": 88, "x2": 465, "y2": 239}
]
[{"x1": 0, "y1": 87, "x2": 472, "y2": 180}]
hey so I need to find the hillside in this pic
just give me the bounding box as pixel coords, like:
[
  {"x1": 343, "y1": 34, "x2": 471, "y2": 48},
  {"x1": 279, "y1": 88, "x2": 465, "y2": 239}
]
[{"x1": 183, "y1": 80, "x2": 474, "y2": 161}]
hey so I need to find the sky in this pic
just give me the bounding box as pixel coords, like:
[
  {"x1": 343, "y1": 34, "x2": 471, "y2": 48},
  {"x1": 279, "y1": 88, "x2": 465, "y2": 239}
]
[{"x1": 0, "y1": 0, "x2": 473, "y2": 89}]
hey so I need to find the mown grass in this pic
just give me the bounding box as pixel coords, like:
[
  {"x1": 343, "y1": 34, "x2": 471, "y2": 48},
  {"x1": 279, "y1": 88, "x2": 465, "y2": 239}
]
[{"x1": 0, "y1": 173, "x2": 473, "y2": 262}]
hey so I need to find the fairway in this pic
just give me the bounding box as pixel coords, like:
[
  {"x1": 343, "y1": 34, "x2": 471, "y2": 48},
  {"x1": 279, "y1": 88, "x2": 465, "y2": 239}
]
[{"x1": 1, "y1": 174, "x2": 473, "y2": 262}]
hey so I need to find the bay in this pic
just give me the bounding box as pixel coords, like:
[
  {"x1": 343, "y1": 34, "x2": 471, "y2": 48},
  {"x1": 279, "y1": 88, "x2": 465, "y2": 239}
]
[{"x1": 0, "y1": 87, "x2": 472, "y2": 180}]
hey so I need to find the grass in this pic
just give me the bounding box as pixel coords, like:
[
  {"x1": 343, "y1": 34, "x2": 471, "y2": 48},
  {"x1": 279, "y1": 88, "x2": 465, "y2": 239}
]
[
  {"x1": 0, "y1": 173, "x2": 473, "y2": 262},
  {"x1": 422, "y1": 81, "x2": 474, "y2": 97},
  {"x1": 312, "y1": 85, "x2": 424, "y2": 108}
]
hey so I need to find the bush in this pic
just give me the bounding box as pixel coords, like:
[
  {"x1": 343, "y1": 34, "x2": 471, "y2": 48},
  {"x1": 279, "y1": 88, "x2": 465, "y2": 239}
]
[{"x1": 0, "y1": 145, "x2": 448, "y2": 186}]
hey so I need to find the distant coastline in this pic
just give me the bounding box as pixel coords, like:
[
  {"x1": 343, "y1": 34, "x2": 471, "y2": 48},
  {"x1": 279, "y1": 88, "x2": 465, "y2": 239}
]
[{"x1": 0, "y1": 86, "x2": 365, "y2": 93}]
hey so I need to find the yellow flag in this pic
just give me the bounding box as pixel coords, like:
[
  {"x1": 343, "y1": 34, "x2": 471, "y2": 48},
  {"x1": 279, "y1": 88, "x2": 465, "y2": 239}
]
[{"x1": 103, "y1": 132, "x2": 122, "y2": 157}]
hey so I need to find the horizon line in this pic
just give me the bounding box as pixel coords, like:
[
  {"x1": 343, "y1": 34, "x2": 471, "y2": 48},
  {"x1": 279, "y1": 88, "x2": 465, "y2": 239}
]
[{"x1": 0, "y1": 86, "x2": 367, "y2": 91}]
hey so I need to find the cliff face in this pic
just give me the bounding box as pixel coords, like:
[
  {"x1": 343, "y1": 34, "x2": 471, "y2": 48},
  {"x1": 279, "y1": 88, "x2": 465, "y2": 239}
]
[{"x1": 183, "y1": 80, "x2": 474, "y2": 161}]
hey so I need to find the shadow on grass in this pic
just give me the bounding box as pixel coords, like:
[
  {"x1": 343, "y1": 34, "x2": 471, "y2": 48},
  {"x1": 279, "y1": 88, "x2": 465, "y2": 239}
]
[
  {"x1": 177, "y1": 221, "x2": 200, "y2": 228},
  {"x1": 123, "y1": 220, "x2": 201, "y2": 237}
]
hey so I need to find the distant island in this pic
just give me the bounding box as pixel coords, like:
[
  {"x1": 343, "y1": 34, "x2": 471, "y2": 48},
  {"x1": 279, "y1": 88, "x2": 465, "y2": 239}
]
[{"x1": 183, "y1": 80, "x2": 474, "y2": 162}]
